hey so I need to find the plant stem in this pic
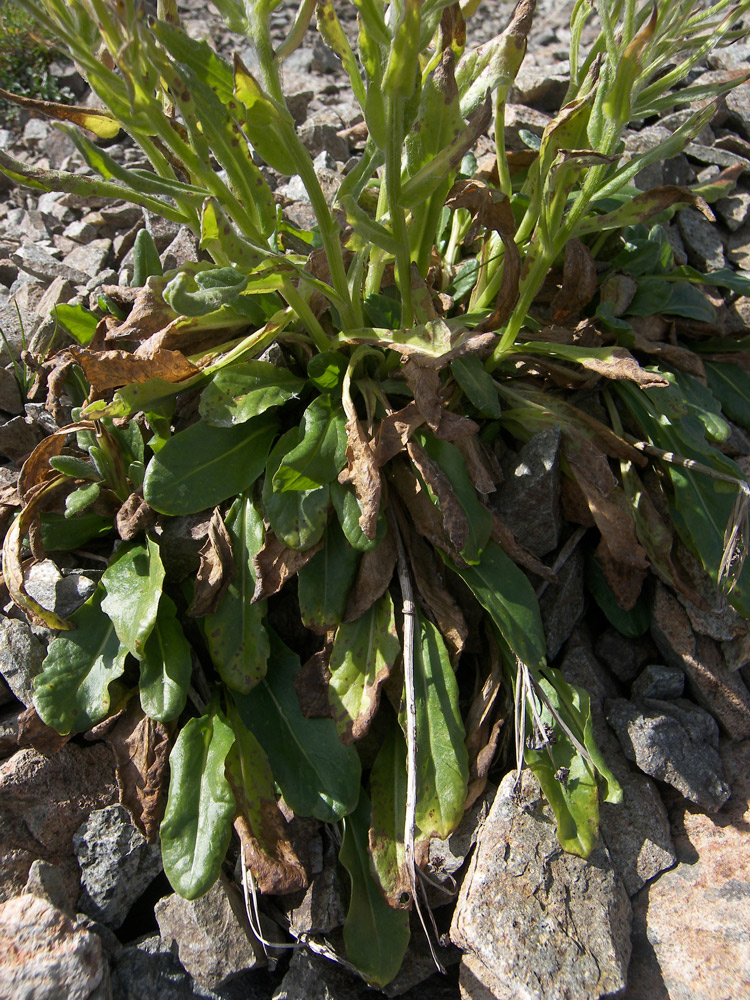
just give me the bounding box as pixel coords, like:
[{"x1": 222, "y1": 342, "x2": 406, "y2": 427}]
[
  {"x1": 279, "y1": 278, "x2": 330, "y2": 352},
  {"x1": 384, "y1": 98, "x2": 414, "y2": 329}
]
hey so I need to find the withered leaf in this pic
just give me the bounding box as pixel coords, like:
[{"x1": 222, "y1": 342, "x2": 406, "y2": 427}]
[
  {"x1": 18, "y1": 426, "x2": 82, "y2": 502},
  {"x1": 252, "y1": 530, "x2": 324, "y2": 602},
  {"x1": 388, "y1": 460, "x2": 458, "y2": 562},
  {"x1": 551, "y1": 239, "x2": 598, "y2": 322},
  {"x1": 372, "y1": 403, "x2": 426, "y2": 467},
  {"x1": 294, "y1": 641, "x2": 334, "y2": 720},
  {"x1": 402, "y1": 358, "x2": 444, "y2": 431},
  {"x1": 338, "y1": 416, "x2": 381, "y2": 541},
  {"x1": 65, "y1": 346, "x2": 199, "y2": 394},
  {"x1": 453, "y1": 434, "x2": 496, "y2": 494},
  {"x1": 233, "y1": 814, "x2": 309, "y2": 895},
  {"x1": 401, "y1": 518, "x2": 467, "y2": 662},
  {"x1": 343, "y1": 524, "x2": 397, "y2": 622},
  {"x1": 407, "y1": 438, "x2": 469, "y2": 555},
  {"x1": 0, "y1": 87, "x2": 120, "y2": 138},
  {"x1": 573, "y1": 347, "x2": 670, "y2": 388},
  {"x1": 116, "y1": 493, "x2": 158, "y2": 541},
  {"x1": 104, "y1": 698, "x2": 171, "y2": 842},
  {"x1": 188, "y1": 507, "x2": 235, "y2": 617},
  {"x1": 16, "y1": 705, "x2": 72, "y2": 754},
  {"x1": 104, "y1": 282, "x2": 177, "y2": 343},
  {"x1": 632, "y1": 331, "x2": 706, "y2": 379}
]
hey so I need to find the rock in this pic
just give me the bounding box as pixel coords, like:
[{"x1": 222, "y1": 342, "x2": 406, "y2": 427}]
[
  {"x1": 0, "y1": 259, "x2": 18, "y2": 287},
  {"x1": 604, "y1": 697, "x2": 731, "y2": 812},
  {"x1": 540, "y1": 545, "x2": 585, "y2": 660},
  {"x1": 0, "y1": 415, "x2": 47, "y2": 461},
  {"x1": 272, "y1": 949, "x2": 359, "y2": 1000},
  {"x1": 594, "y1": 628, "x2": 656, "y2": 684},
  {"x1": 35, "y1": 276, "x2": 75, "y2": 319},
  {"x1": 451, "y1": 771, "x2": 631, "y2": 1000},
  {"x1": 10, "y1": 242, "x2": 91, "y2": 286},
  {"x1": 715, "y1": 191, "x2": 750, "y2": 231},
  {"x1": 0, "y1": 893, "x2": 106, "y2": 1000},
  {"x1": 511, "y1": 67, "x2": 570, "y2": 111},
  {"x1": 727, "y1": 221, "x2": 750, "y2": 269},
  {"x1": 0, "y1": 743, "x2": 117, "y2": 903},
  {"x1": 560, "y1": 631, "x2": 677, "y2": 896},
  {"x1": 298, "y1": 110, "x2": 349, "y2": 163},
  {"x1": 725, "y1": 84, "x2": 750, "y2": 140},
  {"x1": 651, "y1": 583, "x2": 750, "y2": 739},
  {"x1": 495, "y1": 426, "x2": 562, "y2": 558},
  {"x1": 160, "y1": 227, "x2": 200, "y2": 272},
  {"x1": 0, "y1": 616, "x2": 47, "y2": 706},
  {"x1": 154, "y1": 878, "x2": 266, "y2": 988},
  {"x1": 677, "y1": 207, "x2": 726, "y2": 272},
  {"x1": 427, "y1": 785, "x2": 494, "y2": 889},
  {"x1": 63, "y1": 218, "x2": 102, "y2": 243},
  {"x1": 24, "y1": 859, "x2": 76, "y2": 916},
  {"x1": 62, "y1": 240, "x2": 112, "y2": 280},
  {"x1": 0, "y1": 368, "x2": 23, "y2": 415},
  {"x1": 145, "y1": 214, "x2": 182, "y2": 252},
  {"x1": 286, "y1": 842, "x2": 346, "y2": 939},
  {"x1": 23, "y1": 560, "x2": 98, "y2": 621},
  {"x1": 110, "y1": 935, "x2": 225, "y2": 1000},
  {"x1": 624, "y1": 740, "x2": 750, "y2": 1000},
  {"x1": 631, "y1": 664, "x2": 685, "y2": 701},
  {"x1": 500, "y1": 104, "x2": 551, "y2": 149},
  {"x1": 73, "y1": 805, "x2": 163, "y2": 929}
]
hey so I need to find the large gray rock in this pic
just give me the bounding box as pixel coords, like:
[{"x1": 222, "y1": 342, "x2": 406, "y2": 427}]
[
  {"x1": 495, "y1": 426, "x2": 562, "y2": 558},
  {"x1": 677, "y1": 208, "x2": 726, "y2": 272},
  {"x1": 624, "y1": 739, "x2": 750, "y2": 1000},
  {"x1": 451, "y1": 771, "x2": 631, "y2": 1000},
  {"x1": 24, "y1": 561, "x2": 98, "y2": 621},
  {"x1": 73, "y1": 805, "x2": 163, "y2": 929},
  {"x1": 110, "y1": 935, "x2": 223, "y2": 1000},
  {"x1": 605, "y1": 697, "x2": 731, "y2": 812},
  {"x1": 0, "y1": 894, "x2": 107, "y2": 1000},
  {"x1": 594, "y1": 628, "x2": 655, "y2": 684},
  {"x1": 631, "y1": 664, "x2": 685, "y2": 701},
  {"x1": 0, "y1": 615, "x2": 47, "y2": 707},
  {"x1": 155, "y1": 879, "x2": 266, "y2": 989}
]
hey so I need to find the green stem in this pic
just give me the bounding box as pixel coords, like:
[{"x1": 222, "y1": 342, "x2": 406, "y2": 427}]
[
  {"x1": 279, "y1": 279, "x2": 330, "y2": 353},
  {"x1": 384, "y1": 99, "x2": 413, "y2": 329}
]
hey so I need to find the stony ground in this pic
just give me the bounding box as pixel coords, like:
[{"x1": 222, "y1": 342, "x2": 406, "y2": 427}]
[{"x1": 0, "y1": 2, "x2": 750, "y2": 999}]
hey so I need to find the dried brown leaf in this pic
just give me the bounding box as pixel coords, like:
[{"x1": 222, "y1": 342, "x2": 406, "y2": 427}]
[
  {"x1": 372, "y1": 403, "x2": 426, "y2": 467},
  {"x1": 400, "y1": 517, "x2": 467, "y2": 662},
  {"x1": 252, "y1": 531, "x2": 324, "y2": 603},
  {"x1": 388, "y1": 460, "x2": 458, "y2": 562},
  {"x1": 490, "y1": 511, "x2": 557, "y2": 582},
  {"x1": 104, "y1": 699, "x2": 171, "y2": 842},
  {"x1": 338, "y1": 416, "x2": 381, "y2": 540},
  {"x1": 407, "y1": 438, "x2": 469, "y2": 555},
  {"x1": 66, "y1": 346, "x2": 199, "y2": 394},
  {"x1": 574, "y1": 347, "x2": 670, "y2": 387},
  {"x1": 453, "y1": 434, "x2": 496, "y2": 494},
  {"x1": 234, "y1": 813, "x2": 309, "y2": 895},
  {"x1": 16, "y1": 705, "x2": 72, "y2": 754},
  {"x1": 116, "y1": 493, "x2": 158, "y2": 541},
  {"x1": 295, "y1": 641, "x2": 334, "y2": 720},
  {"x1": 187, "y1": 507, "x2": 234, "y2": 617},
  {"x1": 632, "y1": 331, "x2": 706, "y2": 379},
  {"x1": 103, "y1": 283, "x2": 176, "y2": 343},
  {"x1": 343, "y1": 525, "x2": 397, "y2": 622},
  {"x1": 551, "y1": 239, "x2": 598, "y2": 322},
  {"x1": 402, "y1": 358, "x2": 444, "y2": 431}
]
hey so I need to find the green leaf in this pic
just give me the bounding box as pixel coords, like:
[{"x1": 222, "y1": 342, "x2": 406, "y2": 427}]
[
  {"x1": 143, "y1": 413, "x2": 278, "y2": 515},
  {"x1": 663, "y1": 282, "x2": 717, "y2": 323},
  {"x1": 363, "y1": 292, "x2": 402, "y2": 329},
  {"x1": 101, "y1": 536, "x2": 165, "y2": 660},
  {"x1": 273, "y1": 395, "x2": 348, "y2": 492},
  {"x1": 450, "y1": 540, "x2": 546, "y2": 669},
  {"x1": 328, "y1": 593, "x2": 401, "y2": 743},
  {"x1": 340, "y1": 790, "x2": 411, "y2": 988},
  {"x1": 39, "y1": 511, "x2": 112, "y2": 551},
  {"x1": 132, "y1": 229, "x2": 163, "y2": 287},
  {"x1": 262, "y1": 429, "x2": 330, "y2": 550},
  {"x1": 33, "y1": 587, "x2": 128, "y2": 735},
  {"x1": 160, "y1": 710, "x2": 236, "y2": 900},
  {"x1": 705, "y1": 361, "x2": 750, "y2": 430},
  {"x1": 368, "y1": 718, "x2": 410, "y2": 906},
  {"x1": 625, "y1": 276, "x2": 673, "y2": 316},
  {"x1": 418, "y1": 429, "x2": 493, "y2": 564},
  {"x1": 670, "y1": 265, "x2": 750, "y2": 297},
  {"x1": 52, "y1": 303, "x2": 98, "y2": 345},
  {"x1": 330, "y1": 481, "x2": 385, "y2": 552},
  {"x1": 65, "y1": 482, "x2": 100, "y2": 516},
  {"x1": 199, "y1": 361, "x2": 305, "y2": 427},
  {"x1": 204, "y1": 495, "x2": 269, "y2": 693},
  {"x1": 450, "y1": 355, "x2": 502, "y2": 418},
  {"x1": 297, "y1": 522, "x2": 361, "y2": 633},
  {"x1": 408, "y1": 614, "x2": 468, "y2": 840},
  {"x1": 307, "y1": 351, "x2": 348, "y2": 393},
  {"x1": 231, "y1": 628, "x2": 361, "y2": 823},
  {"x1": 48, "y1": 455, "x2": 99, "y2": 480},
  {"x1": 525, "y1": 674, "x2": 621, "y2": 858},
  {"x1": 163, "y1": 267, "x2": 248, "y2": 317},
  {"x1": 139, "y1": 594, "x2": 192, "y2": 722}
]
